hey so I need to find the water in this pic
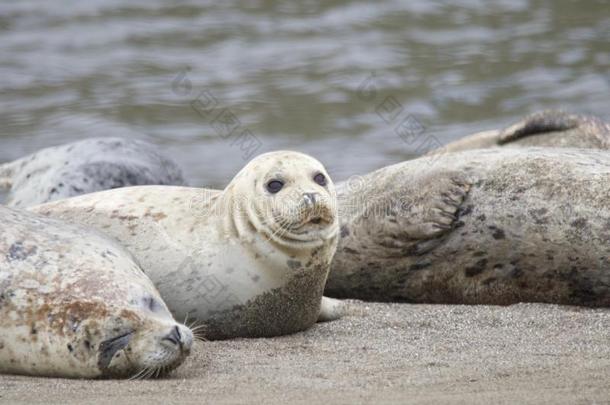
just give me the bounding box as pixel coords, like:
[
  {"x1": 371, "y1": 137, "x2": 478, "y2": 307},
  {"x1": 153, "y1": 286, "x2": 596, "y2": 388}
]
[{"x1": 1, "y1": 0, "x2": 609, "y2": 187}]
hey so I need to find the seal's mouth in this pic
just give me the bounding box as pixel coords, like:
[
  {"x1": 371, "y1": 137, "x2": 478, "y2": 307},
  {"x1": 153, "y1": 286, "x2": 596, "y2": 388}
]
[
  {"x1": 278, "y1": 204, "x2": 334, "y2": 232},
  {"x1": 264, "y1": 208, "x2": 337, "y2": 248},
  {"x1": 295, "y1": 213, "x2": 333, "y2": 230}
]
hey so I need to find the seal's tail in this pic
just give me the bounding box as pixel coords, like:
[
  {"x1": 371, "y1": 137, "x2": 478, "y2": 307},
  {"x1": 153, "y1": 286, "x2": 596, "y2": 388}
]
[{"x1": 0, "y1": 160, "x2": 16, "y2": 190}]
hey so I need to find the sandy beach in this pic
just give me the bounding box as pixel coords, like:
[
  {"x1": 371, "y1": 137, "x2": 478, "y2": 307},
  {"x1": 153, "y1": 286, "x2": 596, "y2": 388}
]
[{"x1": 1, "y1": 300, "x2": 608, "y2": 404}]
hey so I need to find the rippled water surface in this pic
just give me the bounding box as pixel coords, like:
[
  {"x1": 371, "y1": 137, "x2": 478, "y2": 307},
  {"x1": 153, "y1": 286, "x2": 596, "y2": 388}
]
[{"x1": 1, "y1": 0, "x2": 609, "y2": 186}]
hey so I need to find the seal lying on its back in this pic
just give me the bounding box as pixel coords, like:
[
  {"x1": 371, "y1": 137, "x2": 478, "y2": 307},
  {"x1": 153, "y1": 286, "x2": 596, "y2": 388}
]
[
  {"x1": 0, "y1": 137, "x2": 185, "y2": 207},
  {"x1": 437, "y1": 110, "x2": 610, "y2": 153},
  {"x1": 0, "y1": 206, "x2": 193, "y2": 378},
  {"x1": 33, "y1": 151, "x2": 342, "y2": 339},
  {"x1": 328, "y1": 148, "x2": 610, "y2": 306}
]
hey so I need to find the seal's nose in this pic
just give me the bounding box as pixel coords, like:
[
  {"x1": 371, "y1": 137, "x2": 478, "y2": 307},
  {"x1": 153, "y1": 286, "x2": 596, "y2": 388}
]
[
  {"x1": 303, "y1": 192, "x2": 319, "y2": 206},
  {"x1": 163, "y1": 326, "x2": 183, "y2": 348}
]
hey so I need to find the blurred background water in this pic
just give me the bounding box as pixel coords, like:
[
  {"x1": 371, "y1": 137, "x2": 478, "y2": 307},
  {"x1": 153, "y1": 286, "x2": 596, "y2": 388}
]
[{"x1": 1, "y1": 0, "x2": 609, "y2": 187}]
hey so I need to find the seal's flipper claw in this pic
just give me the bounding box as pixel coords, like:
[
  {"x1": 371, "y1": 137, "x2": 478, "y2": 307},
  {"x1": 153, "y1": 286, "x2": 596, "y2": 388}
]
[
  {"x1": 389, "y1": 173, "x2": 471, "y2": 241},
  {"x1": 317, "y1": 296, "x2": 345, "y2": 322}
]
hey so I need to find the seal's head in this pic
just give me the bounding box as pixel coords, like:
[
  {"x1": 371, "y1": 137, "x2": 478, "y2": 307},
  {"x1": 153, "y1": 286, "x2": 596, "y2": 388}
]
[
  {"x1": 224, "y1": 151, "x2": 338, "y2": 249},
  {"x1": 92, "y1": 290, "x2": 194, "y2": 379},
  {"x1": 3, "y1": 258, "x2": 194, "y2": 380},
  {"x1": 0, "y1": 205, "x2": 194, "y2": 379}
]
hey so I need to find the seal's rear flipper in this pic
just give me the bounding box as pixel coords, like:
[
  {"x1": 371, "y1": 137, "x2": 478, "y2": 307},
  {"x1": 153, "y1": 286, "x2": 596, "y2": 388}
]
[
  {"x1": 317, "y1": 296, "x2": 345, "y2": 322},
  {"x1": 499, "y1": 110, "x2": 580, "y2": 144}
]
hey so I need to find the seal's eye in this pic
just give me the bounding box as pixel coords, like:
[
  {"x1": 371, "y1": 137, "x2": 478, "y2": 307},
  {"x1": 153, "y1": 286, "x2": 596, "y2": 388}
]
[
  {"x1": 313, "y1": 173, "x2": 327, "y2": 187},
  {"x1": 266, "y1": 180, "x2": 284, "y2": 194}
]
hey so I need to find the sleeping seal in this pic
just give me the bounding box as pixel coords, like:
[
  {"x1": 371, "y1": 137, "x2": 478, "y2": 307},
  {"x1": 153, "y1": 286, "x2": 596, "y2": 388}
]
[
  {"x1": 0, "y1": 137, "x2": 185, "y2": 207},
  {"x1": 328, "y1": 148, "x2": 610, "y2": 306},
  {"x1": 32, "y1": 151, "x2": 342, "y2": 339},
  {"x1": 0, "y1": 205, "x2": 193, "y2": 378}
]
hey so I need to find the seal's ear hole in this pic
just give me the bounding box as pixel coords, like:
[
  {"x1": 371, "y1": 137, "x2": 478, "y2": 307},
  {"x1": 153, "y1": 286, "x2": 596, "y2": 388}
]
[
  {"x1": 313, "y1": 173, "x2": 327, "y2": 187},
  {"x1": 266, "y1": 180, "x2": 284, "y2": 194},
  {"x1": 97, "y1": 331, "x2": 134, "y2": 370}
]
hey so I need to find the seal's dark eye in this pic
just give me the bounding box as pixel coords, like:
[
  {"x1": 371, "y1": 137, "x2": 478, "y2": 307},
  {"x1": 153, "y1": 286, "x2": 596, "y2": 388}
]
[
  {"x1": 266, "y1": 180, "x2": 284, "y2": 194},
  {"x1": 313, "y1": 173, "x2": 327, "y2": 186}
]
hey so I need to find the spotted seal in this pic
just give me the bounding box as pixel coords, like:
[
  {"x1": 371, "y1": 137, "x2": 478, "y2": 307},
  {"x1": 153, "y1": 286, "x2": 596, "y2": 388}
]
[
  {"x1": 327, "y1": 148, "x2": 610, "y2": 306},
  {"x1": 32, "y1": 151, "x2": 342, "y2": 339},
  {"x1": 0, "y1": 137, "x2": 185, "y2": 207},
  {"x1": 0, "y1": 205, "x2": 193, "y2": 378},
  {"x1": 437, "y1": 110, "x2": 610, "y2": 154}
]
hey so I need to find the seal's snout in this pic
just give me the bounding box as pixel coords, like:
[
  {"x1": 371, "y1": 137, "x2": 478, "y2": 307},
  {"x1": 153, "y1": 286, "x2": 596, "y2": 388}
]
[
  {"x1": 163, "y1": 326, "x2": 182, "y2": 347},
  {"x1": 303, "y1": 192, "x2": 319, "y2": 207},
  {"x1": 163, "y1": 325, "x2": 194, "y2": 354},
  {"x1": 296, "y1": 191, "x2": 335, "y2": 229}
]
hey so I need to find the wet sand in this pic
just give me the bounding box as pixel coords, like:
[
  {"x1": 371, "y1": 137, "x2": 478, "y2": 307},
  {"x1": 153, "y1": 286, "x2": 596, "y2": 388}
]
[{"x1": 1, "y1": 301, "x2": 608, "y2": 404}]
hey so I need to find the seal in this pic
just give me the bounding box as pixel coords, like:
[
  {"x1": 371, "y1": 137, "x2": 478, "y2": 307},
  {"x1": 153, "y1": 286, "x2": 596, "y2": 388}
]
[
  {"x1": 32, "y1": 151, "x2": 342, "y2": 339},
  {"x1": 0, "y1": 137, "x2": 185, "y2": 207},
  {"x1": 436, "y1": 110, "x2": 610, "y2": 154},
  {"x1": 0, "y1": 205, "x2": 193, "y2": 378},
  {"x1": 327, "y1": 148, "x2": 610, "y2": 306}
]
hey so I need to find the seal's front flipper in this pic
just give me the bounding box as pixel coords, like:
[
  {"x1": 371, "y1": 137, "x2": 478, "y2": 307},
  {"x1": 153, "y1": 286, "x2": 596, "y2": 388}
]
[
  {"x1": 337, "y1": 169, "x2": 471, "y2": 259},
  {"x1": 499, "y1": 110, "x2": 580, "y2": 144},
  {"x1": 317, "y1": 296, "x2": 345, "y2": 322},
  {"x1": 400, "y1": 174, "x2": 470, "y2": 240},
  {"x1": 374, "y1": 171, "x2": 471, "y2": 249}
]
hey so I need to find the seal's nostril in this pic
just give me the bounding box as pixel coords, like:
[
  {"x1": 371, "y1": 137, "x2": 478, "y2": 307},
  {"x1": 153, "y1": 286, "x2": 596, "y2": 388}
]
[
  {"x1": 304, "y1": 192, "x2": 317, "y2": 205},
  {"x1": 163, "y1": 325, "x2": 182, "y2": 347},
  {"x1": 174, "y1": 325, "x2": 181, "y2": 341}
]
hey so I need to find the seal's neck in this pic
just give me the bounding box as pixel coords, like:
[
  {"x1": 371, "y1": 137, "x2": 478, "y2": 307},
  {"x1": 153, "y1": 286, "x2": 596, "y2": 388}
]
[{"x1": 214, "y1": 187, "x2": 256, "y2": 242}]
